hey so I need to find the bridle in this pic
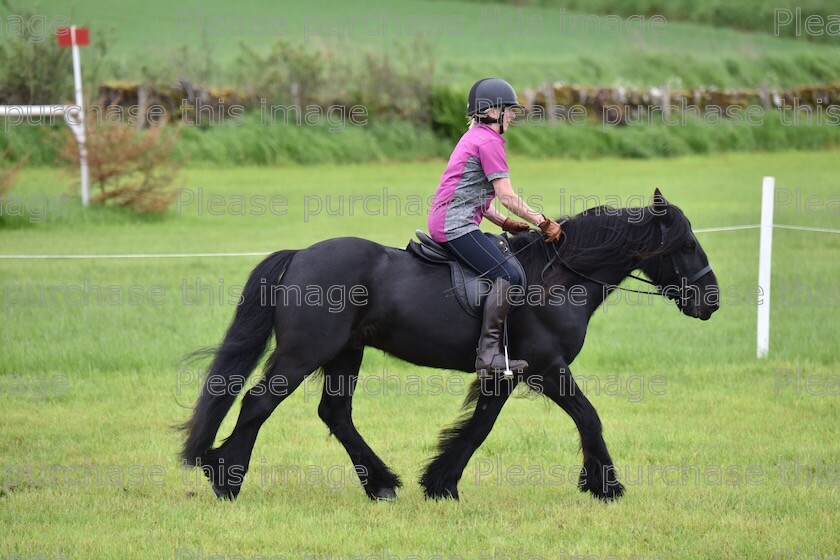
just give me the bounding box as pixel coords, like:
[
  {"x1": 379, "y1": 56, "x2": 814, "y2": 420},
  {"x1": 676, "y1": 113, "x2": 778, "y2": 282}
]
[{"x1": 540, "y1": 219, "x2": 714, "y2": 300}]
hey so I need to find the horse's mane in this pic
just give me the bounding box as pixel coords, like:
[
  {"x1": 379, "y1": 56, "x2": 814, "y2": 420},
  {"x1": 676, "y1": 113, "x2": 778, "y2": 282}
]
[{"x1": 509, "y1": 204, "x2": 694, "y2": 285}]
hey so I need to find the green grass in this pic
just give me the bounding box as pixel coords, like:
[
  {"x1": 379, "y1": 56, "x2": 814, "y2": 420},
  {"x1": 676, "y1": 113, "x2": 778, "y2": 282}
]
[
  {"x1": 6, "y1": 110, "x2": 840, "y2": 167},
  {"x1": 5, "y1": 0, "x2": 840, "y2": 167},
  {"x1": 1, "y1": 151, "x2": 839, "y2": 559},
  {"x1": 11, "y1": 0, "x2": 840, "y2": 88},
  {"x1": 462, "y1": 0, "x2": 840, "y2": 44}
]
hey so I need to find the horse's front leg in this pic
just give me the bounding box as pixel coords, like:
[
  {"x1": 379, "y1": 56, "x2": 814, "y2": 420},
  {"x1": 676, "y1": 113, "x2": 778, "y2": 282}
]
[
  {"x1": 528, "y1": 360, "x2": 625, "y2": 501},
  {"x1": 420, "y1": 377, "x2": 516, "y2": 500}
]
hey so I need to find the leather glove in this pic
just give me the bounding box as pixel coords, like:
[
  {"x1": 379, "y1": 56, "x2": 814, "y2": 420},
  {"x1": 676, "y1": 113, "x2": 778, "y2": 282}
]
[
  {"x1": 501, "y1": 218, "x2": 531, "y2": 233},
  {"x1": 538, "y1": 215, "x2": 563, "y2": 242}
]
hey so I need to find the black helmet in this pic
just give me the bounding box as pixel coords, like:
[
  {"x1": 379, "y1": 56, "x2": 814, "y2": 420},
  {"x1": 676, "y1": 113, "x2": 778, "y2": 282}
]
[{"x1": 467, "y1": 78, "x2": 523, "y2": 116}]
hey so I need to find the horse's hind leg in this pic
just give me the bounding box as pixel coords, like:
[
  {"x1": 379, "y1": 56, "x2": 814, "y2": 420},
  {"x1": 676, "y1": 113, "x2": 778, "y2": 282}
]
[
  {"x1": 317, "y1": 347, "x2": 402, "y2": 500},
  {"x1": 201, "y1": 353, "x2": 310, "y2": 500}
]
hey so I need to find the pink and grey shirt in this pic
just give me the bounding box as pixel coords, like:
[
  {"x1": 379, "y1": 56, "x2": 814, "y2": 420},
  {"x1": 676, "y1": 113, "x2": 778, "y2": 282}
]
[{"x1": 428, "y1": 124, "x2": 510, "y2": 243}]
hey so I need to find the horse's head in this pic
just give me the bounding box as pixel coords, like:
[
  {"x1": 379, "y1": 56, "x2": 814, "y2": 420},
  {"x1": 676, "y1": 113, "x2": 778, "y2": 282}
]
[{"x1": 638, "y1": 189, "x2": 720, "y2": 321}]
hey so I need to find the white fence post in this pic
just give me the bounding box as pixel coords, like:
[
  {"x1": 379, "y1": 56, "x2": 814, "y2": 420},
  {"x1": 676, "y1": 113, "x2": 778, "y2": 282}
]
[{"x1": 757, "y1": 176, "x2": 775, "y2": 358}]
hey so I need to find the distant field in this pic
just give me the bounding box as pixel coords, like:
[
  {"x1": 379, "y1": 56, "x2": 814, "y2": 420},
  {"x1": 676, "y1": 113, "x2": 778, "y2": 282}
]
[
  {"x1": 461, "y1": 0, "x2": 840, "y2": 44},
  {"x1": 4, "y1": 0, "x2": 840, "y2": 168},
  {"x1": 1, "y1": 152, "x2": 838, "y2": 559},
  {"x1": 14, "y1": 0, "x2": 840, "y2": 87}
]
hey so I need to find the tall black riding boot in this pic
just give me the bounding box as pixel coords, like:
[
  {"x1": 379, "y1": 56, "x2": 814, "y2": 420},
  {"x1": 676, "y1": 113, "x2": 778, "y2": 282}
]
[{"x1": 475, "y1": 278, "x2": 528, "y2": 378}]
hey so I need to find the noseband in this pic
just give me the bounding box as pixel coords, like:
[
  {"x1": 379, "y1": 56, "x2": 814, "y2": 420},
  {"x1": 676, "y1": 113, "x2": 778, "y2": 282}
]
[{"x1": 651, "y1": 221, "x2": 714, "y2": 299}]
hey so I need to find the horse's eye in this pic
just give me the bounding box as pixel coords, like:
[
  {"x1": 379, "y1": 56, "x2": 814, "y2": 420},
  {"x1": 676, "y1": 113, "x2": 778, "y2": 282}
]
[{"x1": 683, "y1": 242, "x2": 696, "y2": 253}]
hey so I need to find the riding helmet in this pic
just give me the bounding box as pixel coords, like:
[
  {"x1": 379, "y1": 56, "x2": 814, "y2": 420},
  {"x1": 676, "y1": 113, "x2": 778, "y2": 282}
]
[{"x1": 467, "y1": 78, "x2": 524, "y2": 116}]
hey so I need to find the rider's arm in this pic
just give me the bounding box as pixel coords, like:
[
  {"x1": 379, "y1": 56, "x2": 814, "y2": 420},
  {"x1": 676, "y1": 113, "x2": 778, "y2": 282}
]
[
  {"x1": 483, "y1": 203, "x2": 506, "y2": 227},
  {"x1": 479, "y1": 139, "x2": 561, "y2": 241},
  {"x1": 491, "y1": 177, "x2": 545, "y2": 226}
]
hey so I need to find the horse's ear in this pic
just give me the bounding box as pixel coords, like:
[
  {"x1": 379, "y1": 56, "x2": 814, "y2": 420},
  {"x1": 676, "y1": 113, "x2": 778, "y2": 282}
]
[{"x1": 652, "y1": 188, "x2": 668, "y2": 210}]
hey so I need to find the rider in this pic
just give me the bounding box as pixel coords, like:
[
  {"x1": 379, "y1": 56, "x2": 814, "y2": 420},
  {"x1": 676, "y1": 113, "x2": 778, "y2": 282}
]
[{"x1": 428, "y1": 78, "x2": 563, "y2": 378}]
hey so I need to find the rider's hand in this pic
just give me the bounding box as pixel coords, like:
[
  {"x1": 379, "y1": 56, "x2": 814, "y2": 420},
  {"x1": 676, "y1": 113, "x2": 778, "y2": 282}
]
[
  {"x1": 538, "y1": 215, "x2": 563, "y2": 242},
  {"x1": 501, "y1": 218, "x2": 531, "y2": 233}
]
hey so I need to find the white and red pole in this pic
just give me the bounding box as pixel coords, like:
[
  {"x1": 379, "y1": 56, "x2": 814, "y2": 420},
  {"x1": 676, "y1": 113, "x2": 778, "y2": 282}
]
[{"x1": 58, "y1": 26, "x2": 90, "y2": 206}]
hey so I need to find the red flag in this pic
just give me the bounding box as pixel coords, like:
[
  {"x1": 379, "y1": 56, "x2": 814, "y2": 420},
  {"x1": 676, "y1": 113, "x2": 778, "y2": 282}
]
[{"x1": 57, "y1": 27, "x2": 90, "y2": 47}]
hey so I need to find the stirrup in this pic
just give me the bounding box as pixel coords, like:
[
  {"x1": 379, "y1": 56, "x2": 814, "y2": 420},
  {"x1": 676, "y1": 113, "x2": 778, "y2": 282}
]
[
  {"x1": 476, "y1": 367, "x2": 516, "y2": 380},
  {"x1": 501, "y1": 344, "x2": 514, "y2": 379}
]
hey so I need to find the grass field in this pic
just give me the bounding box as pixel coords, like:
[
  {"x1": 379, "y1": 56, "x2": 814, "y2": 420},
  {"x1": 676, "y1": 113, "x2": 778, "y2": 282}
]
[
  {"x1": 467, "y1": 0, "x2": 840, "y2": 44},
  {"x1": 6, "y1": 0, "x2": 840, "y2": 168},
  {"x1": 13, "y1": 0, "x2": 840, "y2": 88},
  {"x1": 1, "y1": 151, "x2": 838, "y2": 559},
  {"x1": 7, "y1": 0, "x2": 840, "y2": 169}
]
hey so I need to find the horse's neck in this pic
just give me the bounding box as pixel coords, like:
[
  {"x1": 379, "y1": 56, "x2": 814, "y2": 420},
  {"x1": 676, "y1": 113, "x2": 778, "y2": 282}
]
[
  {"x1": 563, "y1": 266, "x2": 633, "y2": 316},
  {"x1": 565, "y1": 217, "x2": 649, "y2": 306}
]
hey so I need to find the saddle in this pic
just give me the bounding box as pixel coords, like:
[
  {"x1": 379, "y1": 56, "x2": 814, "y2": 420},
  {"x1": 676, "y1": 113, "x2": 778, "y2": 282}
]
[{"x1": 406, "y1": 229, "x2": 527, "y2": 318}]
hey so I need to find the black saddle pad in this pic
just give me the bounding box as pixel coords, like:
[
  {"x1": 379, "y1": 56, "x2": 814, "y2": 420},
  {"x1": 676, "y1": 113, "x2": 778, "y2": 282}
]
[{"x1": 406, "y1": 229, "x2": 527, "y2": 318}]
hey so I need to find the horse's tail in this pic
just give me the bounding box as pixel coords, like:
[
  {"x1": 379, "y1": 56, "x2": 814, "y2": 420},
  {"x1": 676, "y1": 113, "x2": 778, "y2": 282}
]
[{"x1": 179, "y1": 249, "x2": 297, "y2": 465}]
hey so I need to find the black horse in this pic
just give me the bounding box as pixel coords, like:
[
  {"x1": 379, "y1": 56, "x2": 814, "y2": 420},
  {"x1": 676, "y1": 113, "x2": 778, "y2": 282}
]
[{"x1": 179, "y1": 189, "x2": 719, "y2": 502}]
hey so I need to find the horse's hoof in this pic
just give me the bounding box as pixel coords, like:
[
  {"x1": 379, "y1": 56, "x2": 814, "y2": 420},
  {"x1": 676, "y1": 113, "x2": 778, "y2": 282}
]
[
  {"x1": 371, "y1": 487, "x2": 398, "y2": 501},
  {"x1": 578, "y1": 461, "x2": 624, "y2": 502},
  {"x1": 595, "y1": 481, "x2": 625, "y2": 502},
  {"x1": 422, "y1": 487, "x2": 459, "y2": 501},
  {"x1": 211, "y1": 483, "x2": 239, "y2": 500}
]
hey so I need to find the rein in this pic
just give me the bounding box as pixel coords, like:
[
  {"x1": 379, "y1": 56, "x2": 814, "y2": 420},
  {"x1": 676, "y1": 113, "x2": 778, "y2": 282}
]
[
  {"x1": 440, "y1": 216, "x2": 713, "y2": 301},
  {"x1": 540, "y1": 220, "x2": 713, "y2": 299}
]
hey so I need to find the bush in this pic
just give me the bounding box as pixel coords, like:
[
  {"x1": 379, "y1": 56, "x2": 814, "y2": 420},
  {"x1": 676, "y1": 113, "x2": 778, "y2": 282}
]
[
  {"x1": 0, "y1": 0, "x2": 71, "y2": 104},
  {"x1": 0, "y1": 0, "x2": 110, "y2": 104},
  {"x1": 233, "y1": 38, "x2": 435, "y2": 121},
  {"x1": 59, "y1": 120, "x2": 183, "y2": 213},
  {"x1": 235, "y1": 39, "x2": 325, "y2": 107},
  {"x1": 431, "y1": 85, "x2": 469, "y2": 143}
]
